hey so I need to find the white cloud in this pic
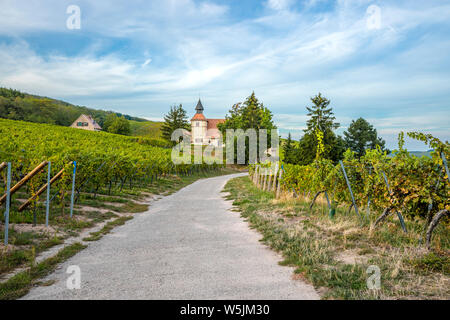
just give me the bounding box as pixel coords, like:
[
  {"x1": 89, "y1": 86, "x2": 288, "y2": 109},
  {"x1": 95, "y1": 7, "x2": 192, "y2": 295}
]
[
  {"x1": 142, "y1": 59, "x2": 152, "y2": 67},
  {"x1": 266, "y1": 0, "x2": 293, "y2": 11},
  {"x1": 0, "y1": 0, "x2": 449, "y2": 150}
]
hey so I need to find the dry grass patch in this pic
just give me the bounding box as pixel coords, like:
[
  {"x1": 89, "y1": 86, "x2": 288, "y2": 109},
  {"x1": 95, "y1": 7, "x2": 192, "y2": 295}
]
[{"x1": 224, "y1": 176, "x2": 450, "y2": 300}]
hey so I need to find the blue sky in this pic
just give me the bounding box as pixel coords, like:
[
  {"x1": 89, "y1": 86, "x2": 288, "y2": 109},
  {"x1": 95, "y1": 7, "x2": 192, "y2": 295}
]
[{"x1": 0, "y1": 0, "x2": 449, "y2": 150}]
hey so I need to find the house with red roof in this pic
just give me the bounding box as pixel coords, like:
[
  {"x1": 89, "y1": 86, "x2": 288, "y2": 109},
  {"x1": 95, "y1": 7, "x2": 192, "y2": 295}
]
[{"x1": 190, "y1": 99, "x2": 225, "y2": 146}]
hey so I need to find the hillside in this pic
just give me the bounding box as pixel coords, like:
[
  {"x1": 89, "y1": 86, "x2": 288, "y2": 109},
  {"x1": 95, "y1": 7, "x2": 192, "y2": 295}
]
[
  {"x1": 129, "y1": 120, "x2": 163, "y2": 139},
  {"x1": 0, "y1": 87, "x2": 163, "y2": 139}
]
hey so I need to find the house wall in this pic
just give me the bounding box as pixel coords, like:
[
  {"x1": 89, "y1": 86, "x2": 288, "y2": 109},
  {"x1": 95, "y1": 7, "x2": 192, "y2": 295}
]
[
  {"x1": 191, "y1": 120, "x2": 207, "y2": 145},
  {"x1": 70, "y1": 115, "x2": 101, "y2": 131}
]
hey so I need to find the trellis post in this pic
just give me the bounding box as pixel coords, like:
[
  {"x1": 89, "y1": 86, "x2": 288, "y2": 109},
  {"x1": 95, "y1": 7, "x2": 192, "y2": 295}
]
[
  {"x1": 324, "y1": 191, "x2": 331, "y2": 210},
  {"x1": 276, "y1": 165, "x2": 283, "y2": 198},
  {"x1": 258, "y1": 166, "x2": 263, "y2": 188},
  {"x1": 272, "y1": 163, "x2": 279, "y2": 192},
  {"x1": 442, "y1": 152, "x2": 449, "y2": 184},
  {"x1": 367, "y1": 167, "x2": 372, "y2": 217},
  {"x1": 70, "y1": 161, "x2": 77, "y2": 218},
  {"x1": 381, "y1": 171, "x2": 407, "y2": 233},
  {"x1": 263, "y1": 168, "x2": 268, "y2": 191},
  {"x1": 339, "y1": 161, "x2": 362, "y2": 220},
  {"x1": 267, "y1": 168, "x2": 272, "y2": 192},
  {"x1": 4, "y1": 163, "x2": 11, "y2": 245},
  {"x1": 45, "y1": 161, "x2": 51, "y2": 227}
]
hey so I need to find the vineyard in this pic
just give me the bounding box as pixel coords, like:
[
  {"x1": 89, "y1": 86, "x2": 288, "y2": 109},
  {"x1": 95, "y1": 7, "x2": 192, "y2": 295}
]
[
  {"x1": 0, "y1": 118, "x2": 223, "y2": 245},
  {"x1": 250, "y1": 132, "x2": 449, "y2": 249}
]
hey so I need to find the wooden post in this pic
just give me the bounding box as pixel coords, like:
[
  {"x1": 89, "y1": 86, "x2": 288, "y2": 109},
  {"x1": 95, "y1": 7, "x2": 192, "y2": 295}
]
[
  {"x1": 255, "y1": 166, "x2": 259, "y2": 186},
  {"x1": 263, "y1": 168, "x2": 267, "y2": 191},
  {"x1": 0, "y1": 161, "x2": 48, "y2": 205},
  {"x1": 18, "y1": 166, "x2": 66, "y2": 211},
  {"x1": 257, "y1": 166, "x2": 262, "y2": 188},
  {"x1": 276, "y1": 167, "x2": 283, "y2": 198},
  {"x1": 267, "y1": 169, "x2": 272, "y2": 192},
  {"x1": 272, "y1": 163, "x2": 279, "y2": 192},
  {"x1": 259, "y1": 167, "x2": 263, "y2": 189}
]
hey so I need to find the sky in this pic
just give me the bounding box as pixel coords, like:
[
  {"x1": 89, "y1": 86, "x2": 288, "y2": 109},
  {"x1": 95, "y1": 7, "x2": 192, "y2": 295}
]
[{"x1": 0, "y1": 0, "x2": 449, "y2": 150}]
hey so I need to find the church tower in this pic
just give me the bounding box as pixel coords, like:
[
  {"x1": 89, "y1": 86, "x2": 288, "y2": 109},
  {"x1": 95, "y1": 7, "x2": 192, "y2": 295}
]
[{"x1": 191, "y1": 99, "x2": 207, "y2": 145}]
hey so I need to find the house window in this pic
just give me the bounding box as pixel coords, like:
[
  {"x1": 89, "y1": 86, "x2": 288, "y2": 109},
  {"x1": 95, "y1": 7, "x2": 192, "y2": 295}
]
[
  {"x1": 77, "y1": 122, "x2": 83, "y2": 126},
  {"x1": 196, "y1": 122, "x2": 199, "y2": 127}
]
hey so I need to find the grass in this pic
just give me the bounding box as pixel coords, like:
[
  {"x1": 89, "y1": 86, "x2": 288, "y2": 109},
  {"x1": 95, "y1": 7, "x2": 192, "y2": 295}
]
[
  {"x1": 407, "y1": 252, "x2": 449, "y2": 275},
  {"x1": 0, "y1": 242, "x2": 86, "y2": 300},
  {"x1": 83, "y1": 216, "x2": 133, "y2": 241},
  {"x1": 224, "y1": 176, "x2": 450, "y2": 300},
  {"x1": 0, "y1": 230, "x2": 64, "y2": 276}
]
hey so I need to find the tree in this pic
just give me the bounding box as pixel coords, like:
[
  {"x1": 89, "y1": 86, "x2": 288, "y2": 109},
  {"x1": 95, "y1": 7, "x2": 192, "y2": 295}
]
[
  {"x1": 108, "y1": 116, "x2": 131, "y2": 135},
  {"x1": 219, "y1": 92, "x2": 276, "y2": 163},
  {"x1": 161, "y1": 104, "x2": 190, "y2": 144},
  {"x1": 283, "y1": 133, "x2": 297, "y2": 164},
  {"x1": 295, "y1": 93, "x2": 345, "y2": 165},
  {"x1": 344, "y1": 117, "x2": 386, "y2": 157},
  {"x1": 305, "y1": 93, "x2": 339, "y2": 134},
  {"x1": 103, "y1": 113, "x2": 118, "y2": 132}
]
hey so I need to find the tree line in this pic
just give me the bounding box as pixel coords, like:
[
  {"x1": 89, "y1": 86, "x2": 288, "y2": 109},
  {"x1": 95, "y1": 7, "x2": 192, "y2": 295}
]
[
  {"x1": 0, "y1": 87, "x2": 142, "y2": 135},
  {"x1": 283, "y1": 93, "x2": 387, "y2": 165},
  {"x1": 159, "y1": 92, "x2": 386, "y2": 165}
]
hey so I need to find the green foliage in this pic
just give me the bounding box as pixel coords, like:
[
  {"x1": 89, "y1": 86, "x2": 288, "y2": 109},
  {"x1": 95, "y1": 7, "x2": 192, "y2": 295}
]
[
  {"x1": 282, "y1": 133, "x2": 296, "y2": 163},
  {"x1": 288, "y1": 93, "x2": 345, "y2": 165},
  {"x1": 107, "y1": 115, "x2": 131, "y2": 136},
  {"x1": 161, "y1": 104, "x2": 190, "y2": 144},
  {"x1": 344, "y1": 117, "x2": 387, "y2": 157},
  {"x1": 219, "y1": 92, "x2": 276, "y2": 163},
  {"x1": 407, "y1": 131, "x2": 449, "y2": 159},
  {"x1": 277, "y1": 132, "x2": 449, "y2": 222},
  {"x1": 305, "y1": 93, "x2": 339, "y2": 133},
  {"x1": 0, "y1": 118, "x2": 220, "y2": 210},
  {"x1": 0, "y1": 87, "x2": 146, "y2": 130},
  {"x1": 0, "y1": 88, "x2": 25, "y2": 99},
  {"x1": 315, "y1": 129, "x2": 325, "y2": 160},
  {"x1": 129, "y1": 120, "x2": 163, "y2": 140},
  {"x1": 102, "y1": 113, "x2": 118, "y2": 132}
]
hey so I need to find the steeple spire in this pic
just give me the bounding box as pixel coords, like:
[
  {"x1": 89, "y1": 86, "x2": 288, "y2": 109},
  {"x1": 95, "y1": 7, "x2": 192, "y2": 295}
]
[{"x1": 195, "y1": 99, "x2": 204, "y2": 114}]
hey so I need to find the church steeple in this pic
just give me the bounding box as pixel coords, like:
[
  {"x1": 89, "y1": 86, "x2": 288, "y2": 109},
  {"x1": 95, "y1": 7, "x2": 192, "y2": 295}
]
[{"x1": 195, "y1": 99, "x2": 204, "y2": 114}]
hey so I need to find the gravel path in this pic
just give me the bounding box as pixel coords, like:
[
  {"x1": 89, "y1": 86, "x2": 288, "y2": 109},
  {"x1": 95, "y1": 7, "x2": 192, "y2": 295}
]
[{"x1": 23, "y1": 173, "x2": 319, "y2": 300}]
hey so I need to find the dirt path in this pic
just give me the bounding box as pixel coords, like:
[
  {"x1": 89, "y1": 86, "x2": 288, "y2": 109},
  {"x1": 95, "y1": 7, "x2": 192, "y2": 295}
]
[{"x1": 22, "y1": 173, "x2": 319, "y2": 300}]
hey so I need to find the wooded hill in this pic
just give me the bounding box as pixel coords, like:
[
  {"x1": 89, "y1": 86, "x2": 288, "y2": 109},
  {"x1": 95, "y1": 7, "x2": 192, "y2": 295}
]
[{"x1": 0, "y1": 87, "x2": 162, "y2": 139}]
